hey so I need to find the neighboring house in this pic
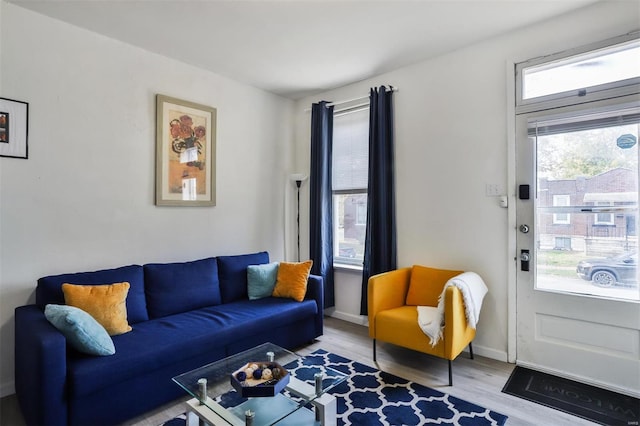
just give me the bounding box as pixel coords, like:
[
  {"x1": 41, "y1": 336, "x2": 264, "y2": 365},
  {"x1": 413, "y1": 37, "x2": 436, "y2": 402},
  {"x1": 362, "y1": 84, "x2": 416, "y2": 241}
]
[
  {"x1": 538, "y1": 168, "x2": 637, "y2": 255},
  {"x1": 342, "y1": 194, "x2": 367, "y2": 243}
]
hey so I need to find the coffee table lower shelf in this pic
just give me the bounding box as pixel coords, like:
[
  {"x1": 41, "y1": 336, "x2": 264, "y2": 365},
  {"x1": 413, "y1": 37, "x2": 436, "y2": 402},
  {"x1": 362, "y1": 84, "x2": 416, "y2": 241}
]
[{"x1": 184, "y1": 377, "x2": 337, "y2": 426}]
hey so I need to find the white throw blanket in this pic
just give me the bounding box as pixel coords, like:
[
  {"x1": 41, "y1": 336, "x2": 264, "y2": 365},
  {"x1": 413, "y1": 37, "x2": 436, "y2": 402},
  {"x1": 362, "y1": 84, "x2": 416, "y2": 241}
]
[{"x1": 417, "y1": 272, "x2": 488, "y2": 346}]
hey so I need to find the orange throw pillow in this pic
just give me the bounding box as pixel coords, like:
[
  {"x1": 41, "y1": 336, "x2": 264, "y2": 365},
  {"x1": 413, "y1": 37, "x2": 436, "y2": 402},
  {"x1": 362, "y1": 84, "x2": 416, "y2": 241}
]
[
  {"x1": 272, "y1": 260, "x2": 313, "y2": 302},
  {"x1": 62, "y1": 282, "x2": 132, "y2": 335}
]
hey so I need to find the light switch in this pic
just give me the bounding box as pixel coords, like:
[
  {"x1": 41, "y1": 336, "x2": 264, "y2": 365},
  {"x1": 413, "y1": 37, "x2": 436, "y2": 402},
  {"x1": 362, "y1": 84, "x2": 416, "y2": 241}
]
[{"x1": 485, "y1": 183, "x2": 502, "y2": 196}]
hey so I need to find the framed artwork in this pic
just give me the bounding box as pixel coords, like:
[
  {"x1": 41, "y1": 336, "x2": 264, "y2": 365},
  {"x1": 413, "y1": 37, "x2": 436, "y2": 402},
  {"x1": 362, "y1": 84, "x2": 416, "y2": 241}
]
[
  {"x1": 156, "y1": 95, "x2": 216, "y2": 206},
  {"x1": 0, "y1": 97, "x2": 29, "y2": 159}
]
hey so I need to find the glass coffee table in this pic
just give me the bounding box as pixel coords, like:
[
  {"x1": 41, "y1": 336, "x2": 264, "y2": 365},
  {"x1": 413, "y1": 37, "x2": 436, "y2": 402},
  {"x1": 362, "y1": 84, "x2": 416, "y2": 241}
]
[{"x1": 173, "y1": 343, "x2": 347, "y2": 426}]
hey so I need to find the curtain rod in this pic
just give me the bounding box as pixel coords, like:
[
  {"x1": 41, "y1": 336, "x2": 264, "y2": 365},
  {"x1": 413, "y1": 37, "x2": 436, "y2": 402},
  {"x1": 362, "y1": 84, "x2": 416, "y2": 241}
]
[{"x1": 303, "y1": 86, "x2": 398, "y2": 112}]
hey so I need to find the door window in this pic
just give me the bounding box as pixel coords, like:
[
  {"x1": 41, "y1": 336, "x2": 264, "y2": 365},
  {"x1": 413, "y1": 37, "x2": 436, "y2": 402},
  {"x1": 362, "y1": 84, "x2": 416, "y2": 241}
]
[{"x1": 533, "y1": 110, "x2": 639, "y2": 300}]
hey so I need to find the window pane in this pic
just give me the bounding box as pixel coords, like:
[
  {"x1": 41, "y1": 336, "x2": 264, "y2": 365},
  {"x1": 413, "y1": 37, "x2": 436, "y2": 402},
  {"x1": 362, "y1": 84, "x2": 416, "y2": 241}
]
[
  {"x1": 535, "y1": 111, "x2": 639, "y2": 301},
  {"x1": 332, "y1": 106, "x2": 369, "y2": 266},
  {"x1": 334, "y1": 193, "x2": 366, "y2": 265},
  {"x1": 523, "y1": 39, "x2": 640, "y2": 100},
  {"x1": 553, "y1": 194, "x2": 570, "y2": 224},
  {"x1": 332, "y1": 108, "x2": 369, "y2": 191},
  {"x1": 595, "y1": 202, "x2": 614, "y2": 225}
]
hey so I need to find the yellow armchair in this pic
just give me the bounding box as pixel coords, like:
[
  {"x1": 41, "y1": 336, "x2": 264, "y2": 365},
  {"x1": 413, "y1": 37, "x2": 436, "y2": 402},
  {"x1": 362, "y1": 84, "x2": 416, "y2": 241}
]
[{"x1": 367, "y1": 266, "x2": 476, "y2": 386}]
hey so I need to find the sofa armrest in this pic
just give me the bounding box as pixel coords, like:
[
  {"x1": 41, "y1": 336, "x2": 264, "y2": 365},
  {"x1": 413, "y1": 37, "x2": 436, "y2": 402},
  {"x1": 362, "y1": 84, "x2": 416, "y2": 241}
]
[
  {"x1": 367, "y1": 268, "x2": 411, "y2": 337},
  {"x1": 305, "y1": 274, "x2": 324, "y2": 337},
  {"x1": 15, "y1": 305, "x2": 68, "y2": 426}
]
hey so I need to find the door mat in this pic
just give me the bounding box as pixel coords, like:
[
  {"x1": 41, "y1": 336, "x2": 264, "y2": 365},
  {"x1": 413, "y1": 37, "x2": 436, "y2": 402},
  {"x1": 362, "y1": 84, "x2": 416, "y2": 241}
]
[{"x1": 502, "y1": 366, "x2": 639, "y2": 426}]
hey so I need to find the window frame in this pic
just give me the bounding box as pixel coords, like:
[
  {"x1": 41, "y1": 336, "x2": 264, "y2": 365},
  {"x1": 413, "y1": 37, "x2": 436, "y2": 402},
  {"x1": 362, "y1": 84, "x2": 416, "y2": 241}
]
[
  {"x1": 516, "y1": 33, "x2": 640, "y2": 115},
  {"x1": 333, "y1": 191, "x2": 367, "y2": 267},
  {"x1": 331, "y1": 105, "x2": 370, "y2": 268},
  {"x1": 594, "y1": 201, "x2": 615, "y2": 226}
]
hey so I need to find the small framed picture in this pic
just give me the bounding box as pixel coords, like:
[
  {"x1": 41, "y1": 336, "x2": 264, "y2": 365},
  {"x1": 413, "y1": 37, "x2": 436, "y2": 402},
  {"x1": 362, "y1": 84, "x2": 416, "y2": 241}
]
[
  {"x1": 155, "y1": 95, "x2": 216, "y2": 206},
  {"x1": 0, "y1": 97, "x2": 28, "y2": 159}
]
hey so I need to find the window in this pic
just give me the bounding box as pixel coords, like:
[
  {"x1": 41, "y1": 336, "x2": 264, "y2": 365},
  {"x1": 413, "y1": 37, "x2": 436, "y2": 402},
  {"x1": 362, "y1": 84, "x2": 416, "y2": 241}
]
[
  {"x1": 594, "y1": 201, "x2": 614, "y2": 225},
  {"x1": 516, "y1": 34, "x2": 640, "y2": 112},
  {"x1": 356, "y1": 202, "x2": 367, "y2": 225},
  {"x1": 522, "y1": 39, "x2": 640, "y2": 100},
  {"x1": 554, "y1": 237, "x2": 572, "y2": 250},
  {"x1": 532, "y1": 110, "x2": 639, "y2": 301},
  {"x1": 552, "y1": 195, "x2": 571, "y2": 224},
  {"x1": 519, "y1": 34, "x2": 640, "y2": 302},
  {"x1": 332, "y1": 107, "x2": 369, "y2": 265}
]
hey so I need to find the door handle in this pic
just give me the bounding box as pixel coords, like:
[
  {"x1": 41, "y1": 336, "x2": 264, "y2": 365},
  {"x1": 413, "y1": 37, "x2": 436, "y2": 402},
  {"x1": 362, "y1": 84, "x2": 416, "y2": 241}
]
[{"x1": 519, "y1": 224, "x2": 530, "y2": 234}]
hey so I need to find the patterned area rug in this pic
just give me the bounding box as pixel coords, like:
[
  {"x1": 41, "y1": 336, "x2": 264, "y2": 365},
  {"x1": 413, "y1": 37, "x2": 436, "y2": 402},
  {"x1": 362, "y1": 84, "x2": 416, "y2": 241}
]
[{"x1": 161, "y1": 349, "x2": 508, "y2": 425}]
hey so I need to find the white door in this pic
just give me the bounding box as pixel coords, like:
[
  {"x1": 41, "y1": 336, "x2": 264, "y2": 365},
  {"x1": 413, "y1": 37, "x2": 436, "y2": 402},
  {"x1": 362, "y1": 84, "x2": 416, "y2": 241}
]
[{"x1": 515, "y1": 96, "x2": 640, "y2": 395}]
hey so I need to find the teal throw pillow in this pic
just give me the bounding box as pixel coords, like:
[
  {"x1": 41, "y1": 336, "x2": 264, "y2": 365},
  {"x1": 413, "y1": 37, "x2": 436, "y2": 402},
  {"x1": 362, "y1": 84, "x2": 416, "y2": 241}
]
[
  {"x1": 247, "y1": 262, "x2": 279, "y2": 300},
  {"x1": 44, "y1": 304, "x2": 115, "y2": 356}
]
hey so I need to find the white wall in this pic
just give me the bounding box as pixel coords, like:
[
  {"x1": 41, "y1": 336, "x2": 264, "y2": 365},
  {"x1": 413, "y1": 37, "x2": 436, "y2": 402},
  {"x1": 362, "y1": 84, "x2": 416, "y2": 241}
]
[
  {"x1": 1, "y1": 0, "x2": 638, "y2": 399},
  {"x1": 294, "y1": 1, "x2": 640, "y2": 361},
  {"x1": 0, "y1": 1, "x2": 3, "y2": 93},
  {"x1": 0, "y1": 2, "x2": 294, "y2": 395}
]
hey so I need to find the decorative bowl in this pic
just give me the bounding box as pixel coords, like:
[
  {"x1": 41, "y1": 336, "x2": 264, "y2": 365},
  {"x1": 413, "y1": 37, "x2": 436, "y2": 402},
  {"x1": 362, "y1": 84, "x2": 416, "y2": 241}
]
[{"x1": 230, "y1": 361, "x2": 290, "y2": 397}]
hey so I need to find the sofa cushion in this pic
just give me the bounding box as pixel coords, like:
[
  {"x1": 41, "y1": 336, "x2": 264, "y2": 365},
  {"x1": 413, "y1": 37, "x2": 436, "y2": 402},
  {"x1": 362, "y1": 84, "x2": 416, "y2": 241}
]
[
  {"x1": 62, "y1": 282, "x2": 132, "y2": 335},
  {"x1": 36, "y1": 265, "x2": 148, "y2": 324},
  {"x1": 144, "y1": 257, "x2": 221, "y2": 319},
  {"x1": 247, "y1": 262, "x2": 279, "y2": 300},
  {"x1": 217, "y1": 252, "x2": 269, "y2": 303},
  {"x1": 66, "y1": 297, "x2": 318, "y2": 398},
  {"x1": 272, "y1": 260, "x2": 313, "y2": 302},
  {"x1": 44, "y1": 304, "x2": 115, "y2": 356}
]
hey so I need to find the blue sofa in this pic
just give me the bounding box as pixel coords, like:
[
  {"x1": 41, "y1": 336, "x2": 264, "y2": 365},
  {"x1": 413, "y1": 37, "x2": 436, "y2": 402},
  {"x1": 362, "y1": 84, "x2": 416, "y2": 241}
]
[{"x1": 14, "y1": 251, "x2": 324, "y2": 426}]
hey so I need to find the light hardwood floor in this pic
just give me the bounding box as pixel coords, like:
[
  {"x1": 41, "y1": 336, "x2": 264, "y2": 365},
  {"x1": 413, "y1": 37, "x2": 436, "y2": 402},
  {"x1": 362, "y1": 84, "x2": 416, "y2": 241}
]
[{"x1": 1, "y1": 316, "x2": 598, "y2": 426}]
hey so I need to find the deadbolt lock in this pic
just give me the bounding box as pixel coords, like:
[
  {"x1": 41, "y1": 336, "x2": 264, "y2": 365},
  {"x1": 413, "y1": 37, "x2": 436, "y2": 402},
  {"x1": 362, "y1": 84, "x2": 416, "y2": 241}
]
[{"x1": 520, "y1": 249, "x2": 530, "y2": 271}]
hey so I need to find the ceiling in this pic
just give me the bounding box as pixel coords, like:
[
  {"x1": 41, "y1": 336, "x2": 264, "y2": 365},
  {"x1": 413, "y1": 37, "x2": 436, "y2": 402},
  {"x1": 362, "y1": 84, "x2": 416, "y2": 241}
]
[{"x1": 8, "y1": 0, "x2": 599, "y2": 99}]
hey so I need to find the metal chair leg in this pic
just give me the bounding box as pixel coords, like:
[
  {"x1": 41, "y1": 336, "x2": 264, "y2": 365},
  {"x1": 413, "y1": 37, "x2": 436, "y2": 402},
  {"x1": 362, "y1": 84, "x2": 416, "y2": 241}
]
[
  {"x1": 469, "y1": 342, "x2": 474, "y2": 359},
  {"x1": 448, "y1": 360, "x2": 453, "y2": 386},
  {"x1": 373, "y1": 339, "x2": 377, "y2": 362}
]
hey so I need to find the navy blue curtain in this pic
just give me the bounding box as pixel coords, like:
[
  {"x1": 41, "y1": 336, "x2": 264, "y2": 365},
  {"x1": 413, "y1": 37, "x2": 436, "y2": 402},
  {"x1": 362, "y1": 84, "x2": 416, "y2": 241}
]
[
  {"x1": 309, "y1": 101, "x2": 335, "y2": 308},
  {"x1": 360, "y1": 86, "x2": 397, "y2": 315}
]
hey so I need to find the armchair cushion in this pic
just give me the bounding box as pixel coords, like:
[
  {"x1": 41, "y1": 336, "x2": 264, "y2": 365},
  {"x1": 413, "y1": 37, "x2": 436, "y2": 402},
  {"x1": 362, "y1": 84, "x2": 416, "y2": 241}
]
[
  {"x1": 376, "y1": 306, "x2": 446, "y2": 358},
  {"x1": 405, "y1": 265, "x2": 462, "y2": 306}
]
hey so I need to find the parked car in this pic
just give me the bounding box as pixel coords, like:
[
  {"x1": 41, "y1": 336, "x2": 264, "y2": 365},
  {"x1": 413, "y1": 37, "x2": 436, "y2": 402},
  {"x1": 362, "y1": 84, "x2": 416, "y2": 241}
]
[{"x1": 576, "y1": 252, "x2": 637, "y2": 287}]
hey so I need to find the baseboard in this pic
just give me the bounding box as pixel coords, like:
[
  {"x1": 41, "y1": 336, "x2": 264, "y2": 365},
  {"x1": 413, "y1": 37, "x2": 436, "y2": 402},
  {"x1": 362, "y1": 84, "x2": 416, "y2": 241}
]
[
  {"x1": 517, "y1": 361, "x2": 640, "y2": 398},
  {"x1": 470, "y1": 344, "x2": 508, "y2": 363},
  {"x1": 327, "y1": 310, "x2": 368, "y2": 326},
  {"x1": 326, "y1": 312, "x2": 508, "y2": 364},
  {"x1": 0, "y1": 380, "x2": 15, "y2": 398}
]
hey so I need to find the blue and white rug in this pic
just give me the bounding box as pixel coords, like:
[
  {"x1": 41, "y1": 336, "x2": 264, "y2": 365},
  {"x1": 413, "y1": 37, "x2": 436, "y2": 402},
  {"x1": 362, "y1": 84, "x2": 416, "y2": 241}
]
[{"x1": 162, "y1": 349, "x2": 508, "y2": 425}]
